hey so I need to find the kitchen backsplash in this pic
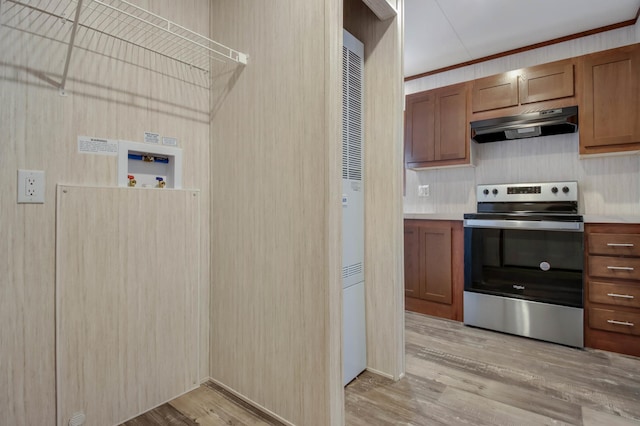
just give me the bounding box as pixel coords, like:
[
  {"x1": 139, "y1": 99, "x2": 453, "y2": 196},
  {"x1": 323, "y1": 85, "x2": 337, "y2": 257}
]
[
  {"x1": 404, "y1": 133, "x2": 640, "y2": 216},
  {"x1": 404, "y1": 20, "x2": 640, "y2": 217}
]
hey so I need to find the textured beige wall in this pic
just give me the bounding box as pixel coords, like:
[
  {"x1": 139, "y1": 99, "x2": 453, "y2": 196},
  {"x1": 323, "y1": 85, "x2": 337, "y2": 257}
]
[
  {"x1": 0, "y1": 2, "x2": 211, "y2": 425},
  {"x1": 344, "y1": 0, "x2": 406, "y2": 379},
  {"x1": 208, "y1": 0, "x2": 404, "y2": 422},
  {"x1": 0, "y1": 0, "x2": 404, "y2": 423},
  {"x1": 208, "y1": 1, "x2": 342, "y2": 425}
]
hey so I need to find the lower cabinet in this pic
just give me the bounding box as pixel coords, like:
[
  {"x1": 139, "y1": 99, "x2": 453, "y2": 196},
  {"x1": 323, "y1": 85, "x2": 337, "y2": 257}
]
[
  {"x1": 585, "y1": 223, "x2": 640, "y2": 357},
  {"x1": 404, "y1": 219, "x2": 463, "y2": 321}
]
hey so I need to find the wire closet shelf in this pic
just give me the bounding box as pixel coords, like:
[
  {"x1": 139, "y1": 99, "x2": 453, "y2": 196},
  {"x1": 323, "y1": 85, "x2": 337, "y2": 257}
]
[{"x1": 2, "y1": 0, "x2": 248, "y2": 73}]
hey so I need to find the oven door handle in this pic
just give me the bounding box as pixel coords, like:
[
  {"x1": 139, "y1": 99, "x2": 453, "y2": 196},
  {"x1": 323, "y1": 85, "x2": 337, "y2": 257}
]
[{"x1": 463, "y1": 219, "x2": 584, "y2": 232}]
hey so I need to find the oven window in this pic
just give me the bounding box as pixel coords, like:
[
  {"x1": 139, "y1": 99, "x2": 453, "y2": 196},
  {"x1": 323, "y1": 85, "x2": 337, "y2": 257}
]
[{"x1": 465, "y1": 227, "x2": 584, "y2": 308}]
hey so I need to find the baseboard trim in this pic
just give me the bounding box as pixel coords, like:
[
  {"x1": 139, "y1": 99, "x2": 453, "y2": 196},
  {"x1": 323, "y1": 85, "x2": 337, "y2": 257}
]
[
  {"x1": 365, "y1": 367, "x2": 397, "y2": 381},
  {"x1": 115, "y1": 383, "x2": 199, "y2": 425},
  {"x1": 206, "y1": 377, "x2": 295, "y2": 426}
]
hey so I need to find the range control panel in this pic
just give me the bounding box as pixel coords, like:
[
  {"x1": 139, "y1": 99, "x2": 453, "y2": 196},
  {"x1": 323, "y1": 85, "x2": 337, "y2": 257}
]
[{"x1": 477, "y1": 181, "x2": 578, "y2": 203}]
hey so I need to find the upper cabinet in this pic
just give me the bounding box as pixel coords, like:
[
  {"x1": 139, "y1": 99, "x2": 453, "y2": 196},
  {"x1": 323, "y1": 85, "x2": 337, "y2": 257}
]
[
  {"x1": 405, "y1": 43, "x2": 640, "y2": 164},
  {"x1": 472, "y1": 59, "x2": 575, "y2": 114},
  {"x1": 519, "y1": 61, "x2": 574, "y2": 105},
  {"x1": 405, "y1": 82, "x2": 470, "y2": 169},
  {"x1": 578, "y1": 44, "x2": 640, "y2": 155},
  {"x1": 472, "y1": 73, "x2": 518, "y2": 113},
  {"x1": 405, "y1": 91, "x2": 436, "y2": 165}
]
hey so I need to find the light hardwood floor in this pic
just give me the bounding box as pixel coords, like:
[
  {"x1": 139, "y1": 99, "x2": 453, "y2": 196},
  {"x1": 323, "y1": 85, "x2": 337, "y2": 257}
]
[
  {"x1": 347, "y1": 312, "x2": 640, "y2": 425},
  {"x1": 124, "y1": 312, "x2": 640, "y2": 425},
  {"x1": 122, "y1": 381, "x2": 285, "y2": 426}
]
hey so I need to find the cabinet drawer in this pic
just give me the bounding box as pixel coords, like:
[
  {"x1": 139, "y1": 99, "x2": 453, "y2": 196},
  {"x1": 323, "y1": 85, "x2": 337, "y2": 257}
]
[
  {"x1": 589, "y1": 307, "x2": 640, "y2": 335},
  {"x1": 589, "y1": 233, "x2": 640, "y2": 256},
  {"x1": 588, "y1": 256, "x2": 640, "y2": 280},
  {"x1": 589, "y1": 280, "x2": 640, "y2": 308}
]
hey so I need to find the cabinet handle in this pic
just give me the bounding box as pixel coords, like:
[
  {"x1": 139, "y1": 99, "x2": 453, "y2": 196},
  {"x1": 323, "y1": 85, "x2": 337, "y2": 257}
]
[
  {"x1": 607, "y1": 266, "x2": 634, "y2": 271},
  {"x1": 607, "y1": 319, "x2": 635, "y2": 327},
  {"x1": 607, "y1": 243, "x2": 634, "y2": 247},
  {"x1": 607, "y1": 293, "x2": 635, "y2": 299}
]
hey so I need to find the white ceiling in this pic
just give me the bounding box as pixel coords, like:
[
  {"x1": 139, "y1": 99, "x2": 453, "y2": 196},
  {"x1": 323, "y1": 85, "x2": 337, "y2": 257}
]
[{"x1": 404, "y1": 0, "x2": 640, "y2": 77}]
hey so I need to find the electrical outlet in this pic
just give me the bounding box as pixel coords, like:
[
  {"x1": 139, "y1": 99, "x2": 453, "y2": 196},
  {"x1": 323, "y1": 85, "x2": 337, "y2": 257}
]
[
  {"x1": 17, "y1": 169, "x2": 45, "y2": 203},
  {"x1": 26, "y1": 177, "x2": 36, "y2": 197},
  {"x1": 418, "y1": 184, "x2": 430, "y2": 197}
]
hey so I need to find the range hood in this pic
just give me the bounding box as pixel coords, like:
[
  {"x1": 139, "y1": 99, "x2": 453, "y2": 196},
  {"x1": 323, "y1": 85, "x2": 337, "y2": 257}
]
[{"x1": 471, "y1": 106, "x2": 578, "y2": 143}]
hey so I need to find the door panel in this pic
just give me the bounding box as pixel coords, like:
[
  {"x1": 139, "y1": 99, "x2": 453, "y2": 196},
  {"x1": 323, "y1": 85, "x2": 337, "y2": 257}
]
[
  {"x1": 404, "y1": 225, "x2": 420, "y2": 297},
  {"x1": 420, "y1": 227, "x2": 452, "y2": 304}
]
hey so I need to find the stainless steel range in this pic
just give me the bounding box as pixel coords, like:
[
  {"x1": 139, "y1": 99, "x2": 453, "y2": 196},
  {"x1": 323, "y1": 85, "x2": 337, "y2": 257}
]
[{"x1": 463, "y1": 181, "x2": 584, "y2": 347}]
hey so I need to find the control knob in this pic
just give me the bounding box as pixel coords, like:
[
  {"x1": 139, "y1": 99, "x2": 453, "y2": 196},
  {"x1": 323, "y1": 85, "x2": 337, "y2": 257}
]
[
  {"x1": 562, "y1": 186, "x2": 570, "y2": 193},
  {"x1": 551, "y1": 187, "x2": 558, "y2": 194},
  {"x1": 492, "y1": 188, "x2": 498, "y2": 195},
  {"x1": 483, "y1": 189, "x2": 489, "y2": 195}
]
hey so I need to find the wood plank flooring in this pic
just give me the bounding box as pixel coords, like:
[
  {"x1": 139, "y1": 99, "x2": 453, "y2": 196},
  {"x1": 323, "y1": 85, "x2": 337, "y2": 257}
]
[
  {"x1": 122, "y1": 381, "x2": 285, "y2": 426},
  {"x1": 123, "y1": 312, "x2": 640, "y2": 425}
]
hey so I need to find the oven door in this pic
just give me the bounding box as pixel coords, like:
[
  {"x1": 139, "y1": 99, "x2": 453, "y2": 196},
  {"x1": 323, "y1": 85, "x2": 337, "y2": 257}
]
[{"x1": 464, "y1": 217, "x2": 584, "y2": 308}]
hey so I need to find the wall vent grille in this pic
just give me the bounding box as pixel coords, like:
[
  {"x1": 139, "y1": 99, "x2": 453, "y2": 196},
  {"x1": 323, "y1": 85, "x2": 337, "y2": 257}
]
[
  {"x1": 342, "y1": 262, "x2": 363, "y2": 279},
  {"x1": 342, "y1": 46, "x2": 363, "y2": 181}
]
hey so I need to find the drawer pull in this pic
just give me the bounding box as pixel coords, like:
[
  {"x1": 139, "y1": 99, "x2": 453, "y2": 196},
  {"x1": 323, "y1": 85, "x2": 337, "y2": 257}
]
[
  {"x1": 607, "y1": 266, "x2": 635, "y2": 271},
  {"x1": 607, "y1": 293, "x2": 635, "y2": 299},
  {"x1": 606, "y1": 243, "x2": 634, "y2": 247},
  {"x1": 607, "y1": 319, "x2": 635, "y2": 327}
]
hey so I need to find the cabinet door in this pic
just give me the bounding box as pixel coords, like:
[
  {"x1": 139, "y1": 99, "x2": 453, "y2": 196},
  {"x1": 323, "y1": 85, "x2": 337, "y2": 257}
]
[
  {"x1": 404, "y1": 225, "x2": 420, "y2": 297},
  {"x1": 436, "y1": 84, "x2": 467, "y2": 161},
  {"x1": 581, "y1": 45, "x2": 640, "y2": 149},
  {"x1": 405, "y1": 91, "x2": 435, "y2": 164},
  {"x1": 519, "y1": 61, "x2": 574, "y2": 104},
  {"x1": 472, "y1": 73, "x2": 518, "y2": 113},
  {"x1": 419, "y1": 226, "x2": 452, "y2": 304}
]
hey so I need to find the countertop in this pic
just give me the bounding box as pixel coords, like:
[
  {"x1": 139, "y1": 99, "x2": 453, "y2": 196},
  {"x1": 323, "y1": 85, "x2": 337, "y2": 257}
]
[
  {"x1": 582, "y1": 215, "x2": 640, "y2": 224},
  {"x1": 404, "y1": 213, "x2": 640, "y2": 224},
  {"x1": 404, "y1": 213, "x2": 464, "y2": 221}
]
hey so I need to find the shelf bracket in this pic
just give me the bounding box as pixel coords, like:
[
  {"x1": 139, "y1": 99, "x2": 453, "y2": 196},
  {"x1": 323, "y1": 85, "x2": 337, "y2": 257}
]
[{"x1": 59, "y1": 0, "x2": 83, "y2": 95}]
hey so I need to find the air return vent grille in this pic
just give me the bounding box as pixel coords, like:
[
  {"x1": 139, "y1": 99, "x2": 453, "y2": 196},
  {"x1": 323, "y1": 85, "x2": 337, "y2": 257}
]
[
  {"x1": 342, "y1": 46, "x2": 363, "y2": 181},
  {"x1": 343, "y1": 262, "x2": 363, "y2": 279}
]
